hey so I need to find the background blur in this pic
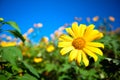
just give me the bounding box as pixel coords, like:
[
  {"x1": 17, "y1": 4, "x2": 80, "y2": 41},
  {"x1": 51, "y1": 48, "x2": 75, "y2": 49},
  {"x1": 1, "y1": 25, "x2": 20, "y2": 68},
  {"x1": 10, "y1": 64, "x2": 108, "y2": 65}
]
[{"x1": 0, "y1": 0, "x2": 120, "y2": 43}]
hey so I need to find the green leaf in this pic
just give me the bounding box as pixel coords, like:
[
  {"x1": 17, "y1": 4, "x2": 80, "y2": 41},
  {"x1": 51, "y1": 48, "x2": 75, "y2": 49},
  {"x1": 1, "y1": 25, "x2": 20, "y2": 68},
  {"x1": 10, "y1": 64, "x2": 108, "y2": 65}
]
[
  {"x1": 7, "y1": 30, "x2": 25, "y2": 42},
  {"x1": 58, "y1": 64, "x2": 71, "y2": 73},
  {"x1": 5, "y1": 21, "x2": 21, "y2": 32},
  {"x1": 1, "y1": 46, "x2": 23, "y2": 66},
  {"x1": 111, "y1": 40, "x2": 119, "y2": 54},
  {"x1": 18, "y1": 74, "x2": 37, "y2": 80},
  {"x1": 0, "y1": 75, "x2": 7, "y2": 80},
  {"x1": 22, "y1": 61, "x2": 39, "y2": 78},
  {"x1": 58, "y1": 75, "x2": 70, "y2": 80},
  {"x1": 44, "y1": 63, "x2": 57, "y2": 72}
]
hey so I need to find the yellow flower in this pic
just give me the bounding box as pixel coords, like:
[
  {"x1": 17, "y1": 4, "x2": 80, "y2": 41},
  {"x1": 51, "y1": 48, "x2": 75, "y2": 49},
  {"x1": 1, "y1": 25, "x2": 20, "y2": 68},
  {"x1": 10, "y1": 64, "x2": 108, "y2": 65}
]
[
  {"x1": 41, "y1": 36, "x2": 49, "y2": 44},
  {"x1": 34, "y1": 57, "x2": 43, "y2": 63},
  {"x1": 58, "y1": 22, "x2": 104, "y2": 66},
  {"x1": 46, "y1": 45, "x2": 55, "y2": 52},
  {"x1": 0, "y1": 18, "x2": 4, "y2": 21},
  {"x1": 27, "y1": 28, "x2": 34, "y2": 34},
  {"x1": 0, "y1": 41, "x2": 16, "y2": 47},
  {"x1": 93, "y1": 16, "x2": 99, "y2": 22}
]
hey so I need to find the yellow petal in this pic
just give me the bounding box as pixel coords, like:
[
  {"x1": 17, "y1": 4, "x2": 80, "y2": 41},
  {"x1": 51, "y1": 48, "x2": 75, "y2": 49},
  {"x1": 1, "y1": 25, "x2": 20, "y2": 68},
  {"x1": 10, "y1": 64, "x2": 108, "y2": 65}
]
[
  {"x1": 59, "y1": 34, "x2": 73, "y2": 41},
  {"x1": 81, "y1": 51, "x2": 89, "y2": 67},
  {"x1": 85, "y1": 46, "x2": 103, "y2": 56},
  {"x1": 66, "y1": 28, "x2": 75, "y2": 38},
  {"x1": 76, "y1": 50, "x2": 82, "y2": 64},
  {"x1": 83, "y1": 48, "x2": 98, "y2": 62},
  {"x1": 60, "y1": 46, "x2": 74, "y2": 55},
  {"x1": 71, "y1": 22, "x2": 79, "y2": 37},
  {"x1": 90, "y1": 32, "x2": 103, "y2": 41},
  {"x1": 95, "y1": 33, "x2": 103, "y2": 39},
  {"x1": 78, "y1": 24, "x2": 87, "y2": 37},
  {"x1": 84, "y1": 30, "x2": 103, "y2": 41},
  {"x1": 86, "y1": 42, "x2": 104, "y2": 48},
  {"x1": 84, "y1": 30, "x2": 98, "y2": 40},
  {"x1": 58, "y1": 42, "x2": 72, "y2": 47},
  {"x1": 84, "y1": 24, "x2": 95, "y2": 37},
  {"x1": 69, "y1": 49, "x2": 78, "y2": 62}
]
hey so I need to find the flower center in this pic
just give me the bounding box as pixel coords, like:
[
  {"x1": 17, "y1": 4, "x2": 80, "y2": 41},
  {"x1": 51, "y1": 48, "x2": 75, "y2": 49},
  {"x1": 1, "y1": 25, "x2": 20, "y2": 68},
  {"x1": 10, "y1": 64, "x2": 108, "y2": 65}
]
[{"x1": 72, "y1": 37, "x2": 85, "y2": 50}]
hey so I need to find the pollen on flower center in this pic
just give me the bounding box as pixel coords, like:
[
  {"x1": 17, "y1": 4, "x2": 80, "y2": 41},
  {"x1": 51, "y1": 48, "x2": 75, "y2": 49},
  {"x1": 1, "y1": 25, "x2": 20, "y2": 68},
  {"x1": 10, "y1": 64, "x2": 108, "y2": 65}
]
[{"x1": 72, "y1": 37, "x2": 85, "y2": 49}]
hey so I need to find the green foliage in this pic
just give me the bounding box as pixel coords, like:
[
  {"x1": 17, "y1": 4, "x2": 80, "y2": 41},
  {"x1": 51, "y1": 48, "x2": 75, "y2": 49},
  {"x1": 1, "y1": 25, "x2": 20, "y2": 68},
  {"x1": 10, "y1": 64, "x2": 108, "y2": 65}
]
[
  {"x1": 0, "y1": 19, "x2": 25, "y2": 42},
  {"x1": 22, "y1": 61, "x2": 39, "y2": 78},
  {"x1": 99, "y1": 34, "x2": 120, "y2": 58},
  {"x1": 0, "y1": 46, "x2": 23, "y2": 66},
  {"x1": 17, "y1": 74, "x2": 38, "y2": 80},
  {"x1": 7, "y1": 30, "x2": 25, "y2": 42},
  {"x1": 0, "y1": 19, "x2": 39, "y2": 79},
  {"x1": 5, "y1": 21, "x2": 21, "y2": 33},
  {"x1": 0, "y1": 75, "x2": 7, "y2": 80}
]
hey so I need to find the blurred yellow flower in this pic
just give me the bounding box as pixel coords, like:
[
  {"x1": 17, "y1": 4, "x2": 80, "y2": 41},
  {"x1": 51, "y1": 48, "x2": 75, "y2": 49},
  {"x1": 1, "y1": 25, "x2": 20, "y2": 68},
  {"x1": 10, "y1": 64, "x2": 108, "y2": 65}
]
[
  {"x1": 0, "y1": 41, "x2": 16, "y2": 47},
  {"x1": 23, "y1": 33, "x2": 28, "y2": 39},
  {"x1": 54, "y1": 30, "x2": 63, "y2": 37},
  {"x1": 27, "y1": 28, "x2": 34, "y2": 34},
  {"x1": 0, "y1": 18, "x2": 4, "y2": 21},
  {"x1": 46, "y1": 45, "x2": 55, "y2": 53},
  {"x1": 58, "y1": 22, "x2": 104, "y2": 66},
  {"x1": 23, "y1": 33, "x2": 30, "y2": 42},
  {"x1": 41, "y1": 36, "x2": 49, "y2": 44},
  {"x1": 22, "y1": 51, "x2": 26, "y2": 56},
  {"x1": 27, "y1": 53, "x2": 31, "y2": 58},
  {"x1": 18, "y1": 41, "x2": 23, "y2": 46},
  {"x1": 34, "y1": 57, "x2": 43, "y2": 63},
  {"x1": 109, "y1": 16, "x2": 115, "y2": 22},
  {"x1": 93, "y1": 16, "x2": 99, "y2": 22}
]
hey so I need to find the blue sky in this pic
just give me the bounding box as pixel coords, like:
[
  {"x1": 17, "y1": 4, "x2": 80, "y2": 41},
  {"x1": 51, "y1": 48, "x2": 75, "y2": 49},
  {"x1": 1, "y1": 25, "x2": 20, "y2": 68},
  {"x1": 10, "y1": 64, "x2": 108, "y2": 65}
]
[{"x1": 1, "y1": 0, "x2": 120, "y2": 42}]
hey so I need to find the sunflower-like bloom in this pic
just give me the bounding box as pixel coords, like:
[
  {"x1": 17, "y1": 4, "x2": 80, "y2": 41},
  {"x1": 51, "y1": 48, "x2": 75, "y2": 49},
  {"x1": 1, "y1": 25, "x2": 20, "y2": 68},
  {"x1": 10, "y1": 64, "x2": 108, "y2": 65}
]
[
  {"x1": 46, "y1": 45, "x2": 55, "y2": 53},
  {"x1": 58, "y1": 22, "x2": 104, "y2": 66}
]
